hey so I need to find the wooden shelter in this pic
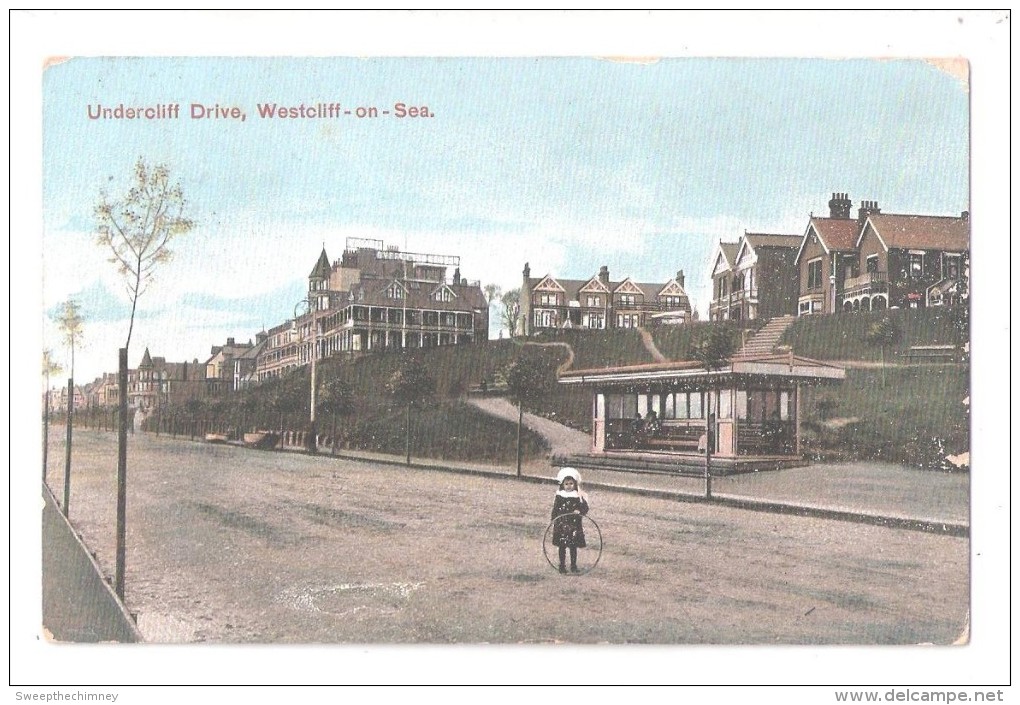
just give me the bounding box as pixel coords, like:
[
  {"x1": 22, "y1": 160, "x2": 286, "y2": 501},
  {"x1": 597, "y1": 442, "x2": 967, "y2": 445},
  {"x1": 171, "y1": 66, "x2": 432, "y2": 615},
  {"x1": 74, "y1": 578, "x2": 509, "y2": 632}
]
[{"x1": 558, "y1": 352, "x2": 845, "y2": 472}]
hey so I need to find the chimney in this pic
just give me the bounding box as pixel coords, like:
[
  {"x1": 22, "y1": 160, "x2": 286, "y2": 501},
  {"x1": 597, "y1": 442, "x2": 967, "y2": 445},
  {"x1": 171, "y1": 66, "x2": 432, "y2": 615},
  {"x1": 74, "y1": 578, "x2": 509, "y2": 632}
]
[
  {"x1": 453, "y1": 266, "x2": 461, "y2": 284},
  {"x1": 857, "y1": 199, "x2": 881, "y2": 223},
  {"x1": 598, "y1": 265, "x2": 610, "y2": 286},
  {"x1": 961, "y1": 210, "x2": 969, "y2": 221},
  {"x1": 676, "y1": 269, "x2": 685, "y2": 288},
  {"x1": 227, "y1": 337, "x2": 235, "y2": 346},
  {"x1": 828, "y1": 192, "x2": 852, "y2": 219},
  {"x1": 523, "y1": 262, "x2": 530, "y2": 280}
]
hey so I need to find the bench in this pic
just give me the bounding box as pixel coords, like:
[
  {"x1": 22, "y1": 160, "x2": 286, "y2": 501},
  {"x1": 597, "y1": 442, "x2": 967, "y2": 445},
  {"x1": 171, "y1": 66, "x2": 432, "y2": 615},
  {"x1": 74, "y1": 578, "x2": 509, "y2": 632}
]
[
  {"x1": 639, "y1": 425, "x2": 705, "y2": 452},
  {"x1": 904, "y1": 345, "x2": 958, "y2": 363},
  {"x1": 644, "y1": 437, "x2": 702, "y2": 451}
]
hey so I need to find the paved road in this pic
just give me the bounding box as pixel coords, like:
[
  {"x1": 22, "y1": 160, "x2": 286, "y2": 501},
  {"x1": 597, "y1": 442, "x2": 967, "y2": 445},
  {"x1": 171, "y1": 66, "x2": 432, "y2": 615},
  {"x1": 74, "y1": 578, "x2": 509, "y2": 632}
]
[{"x1": 42, "y1": 428, "x2": 968, "y2": 645}]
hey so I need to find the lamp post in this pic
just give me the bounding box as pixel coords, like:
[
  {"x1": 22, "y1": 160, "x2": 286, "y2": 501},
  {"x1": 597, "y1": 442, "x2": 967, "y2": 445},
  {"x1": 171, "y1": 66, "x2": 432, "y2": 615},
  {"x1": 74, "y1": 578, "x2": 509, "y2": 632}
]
[{"x1": 295, "y1": 298, "x2": 319, "y2": 454}]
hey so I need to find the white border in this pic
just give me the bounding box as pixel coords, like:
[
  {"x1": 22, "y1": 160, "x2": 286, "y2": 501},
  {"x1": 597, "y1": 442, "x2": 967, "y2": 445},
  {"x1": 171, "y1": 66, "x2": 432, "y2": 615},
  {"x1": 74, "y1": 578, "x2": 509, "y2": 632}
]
[{"x1": 9, "y1": 9, "x2": 1011, "y2": 697}]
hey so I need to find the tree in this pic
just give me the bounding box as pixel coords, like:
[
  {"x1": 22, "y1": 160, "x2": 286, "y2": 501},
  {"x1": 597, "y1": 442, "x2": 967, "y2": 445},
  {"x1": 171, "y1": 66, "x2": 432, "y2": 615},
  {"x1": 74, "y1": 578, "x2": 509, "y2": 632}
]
[
  {"x1": 693, "y1": 326, "x2": 736, "y2": 372},
  {"x1": 57, "y1": 298, "x2": 85, "y2": 517},
  {"x1": 500, "y1": 288, "x2": 521, "y2": 338},
  {"x1": 318, "y1": 378, "x2": 355, "y2": 456},
  {"x1": 41, "y1": 349, "x2": 63, "y2": 482},
  {"x1": 483, "y1": 283, "x2": 502, "y2": 306},
  {"x1": 692, "y1": 326, "x2": 736, "y2": 498},
  {"x1": 504, "y1": 350, "x2": 558, "y2": 477},
  {"x1": 96, "y1": 157, "x2": 195, "y2": 349},
  {"x1": 865, "y1": 316, "x2": 901, "y2": 388},
  {"x1": 95, "y1": 156, "x2": 194, "y2": 600},
  {"x1": 387, "y1": 358, "x2": 435, "y2": 465}
]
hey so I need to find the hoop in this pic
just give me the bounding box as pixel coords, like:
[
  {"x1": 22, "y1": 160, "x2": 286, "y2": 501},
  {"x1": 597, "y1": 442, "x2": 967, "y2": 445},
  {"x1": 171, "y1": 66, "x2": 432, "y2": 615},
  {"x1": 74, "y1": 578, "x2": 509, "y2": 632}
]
[{"x1": 542, "y1": 513, "x2": 603, "y2": 575}]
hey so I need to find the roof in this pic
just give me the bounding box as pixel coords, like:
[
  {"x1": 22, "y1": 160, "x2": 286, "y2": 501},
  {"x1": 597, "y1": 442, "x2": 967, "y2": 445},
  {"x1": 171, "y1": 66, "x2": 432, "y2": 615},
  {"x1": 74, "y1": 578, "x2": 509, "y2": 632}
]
[
  {"x1": 743, "y1": 233, "x2": 801, "y2": 249},
  {"x1": 309, "y1": 248, "x2": 332, "y2": 279},
  {"x1": 348, "y1": 279, "x2": 488, "y2": 312},
  {"x1": 718, "y1": 242, "x2": 739, "y2": 267},
  {"x1": 865, "y1": 213, "x2": 969, "y2": 251},
  {"x1": 527, "y1": 273, "x2": 690, "y2": 304},
  {"x1": 808, "y1": 218, "x2": 859, "y2": 251},
  {"x1": 559, "y1": 353, "x2": 845, "y2": 385}
]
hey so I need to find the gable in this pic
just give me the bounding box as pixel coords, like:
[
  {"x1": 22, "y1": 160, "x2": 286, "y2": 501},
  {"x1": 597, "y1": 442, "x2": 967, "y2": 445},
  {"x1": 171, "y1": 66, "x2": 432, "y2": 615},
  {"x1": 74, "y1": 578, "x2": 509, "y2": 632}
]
[
  {"x1": 431, "y1": 284, "x2": 458, "y2": 301},
  {"x1": 533, "y1": 275, "x2": 566, "y2": 293},
  {"x1": 657, "y1": 279, "x2": 687, "y2": 297},
  {"x1": 735, "y1": 240, "x2": 757, "y2": 268},
  {"x1": 578, "y1": 277, "x2": 610, "y2": 294},
  {"x1": 712, "y1": 253, "x2": 732, "y2": 277},
  {"x1": 856, "y1": 220, "x2": 887, "y2": 252},
  {"x1": 613, "y1": 278, "x2": 644, "y2": 295},
  {"x1": 795, "y1": 223, "x2": 828, "y2": 264}
]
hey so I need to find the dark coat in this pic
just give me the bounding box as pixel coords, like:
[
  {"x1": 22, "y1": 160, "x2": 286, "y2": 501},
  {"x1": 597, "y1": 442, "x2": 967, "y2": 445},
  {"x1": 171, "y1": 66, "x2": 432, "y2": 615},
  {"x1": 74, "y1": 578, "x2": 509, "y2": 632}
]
[{"x1": 551, "y1": 493, "x2": 589, "y2": 548}]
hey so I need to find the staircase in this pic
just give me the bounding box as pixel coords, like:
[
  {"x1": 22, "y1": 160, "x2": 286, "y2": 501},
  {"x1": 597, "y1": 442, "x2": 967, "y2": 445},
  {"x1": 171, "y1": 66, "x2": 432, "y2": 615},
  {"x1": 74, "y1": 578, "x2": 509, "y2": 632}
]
[{"x1": 736, "y1": 316, "x2": 796, "y2": 357}]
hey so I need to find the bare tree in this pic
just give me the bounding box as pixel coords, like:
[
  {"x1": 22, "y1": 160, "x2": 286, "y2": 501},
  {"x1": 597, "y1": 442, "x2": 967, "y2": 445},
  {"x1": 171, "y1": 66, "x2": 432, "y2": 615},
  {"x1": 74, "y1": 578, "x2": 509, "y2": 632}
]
[
  {"x1": 500, "y1": 288, "x2": 521, "y2": 338},
  {"x1": 95, "y1": 157, "x2": 194, "y2": 599},
  {"x1": 96, "y1": 157, "x2": 195, "y2": 349},
  {"x1": 41, "y1": 349, "x2": 63, "y2": 483},
  {"x1": 57, "y1": 299, "x2": 85, "y2": 516}
]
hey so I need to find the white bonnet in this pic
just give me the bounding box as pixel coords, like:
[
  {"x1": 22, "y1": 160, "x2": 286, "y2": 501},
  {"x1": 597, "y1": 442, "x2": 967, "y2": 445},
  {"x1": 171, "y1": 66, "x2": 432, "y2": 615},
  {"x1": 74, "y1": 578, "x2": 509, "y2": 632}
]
[{"x1": 556, "y1": 467, "x2": 580, "y2": 484}]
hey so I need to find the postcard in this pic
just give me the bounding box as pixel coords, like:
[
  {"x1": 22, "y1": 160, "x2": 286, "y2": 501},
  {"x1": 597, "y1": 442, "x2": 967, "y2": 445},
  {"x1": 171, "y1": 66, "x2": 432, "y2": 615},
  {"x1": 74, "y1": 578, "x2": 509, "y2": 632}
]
[{"x1": 13, "y1": 9, "x2": 1011, "y2": 693}]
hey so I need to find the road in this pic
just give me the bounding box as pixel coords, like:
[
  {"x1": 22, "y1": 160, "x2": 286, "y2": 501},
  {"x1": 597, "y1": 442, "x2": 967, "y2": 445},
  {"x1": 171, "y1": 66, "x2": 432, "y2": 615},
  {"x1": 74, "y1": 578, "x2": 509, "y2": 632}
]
[{"x1": 42, "y1": 428, "x2": 968, "y2": 644}]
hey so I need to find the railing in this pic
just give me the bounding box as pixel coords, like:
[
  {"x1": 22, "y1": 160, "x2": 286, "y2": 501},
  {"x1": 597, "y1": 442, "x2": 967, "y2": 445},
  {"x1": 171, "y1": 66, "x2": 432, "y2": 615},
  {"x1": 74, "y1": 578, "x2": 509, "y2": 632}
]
[{"x1": 843, "y1": 271, "x2": 888, "y2": 296}]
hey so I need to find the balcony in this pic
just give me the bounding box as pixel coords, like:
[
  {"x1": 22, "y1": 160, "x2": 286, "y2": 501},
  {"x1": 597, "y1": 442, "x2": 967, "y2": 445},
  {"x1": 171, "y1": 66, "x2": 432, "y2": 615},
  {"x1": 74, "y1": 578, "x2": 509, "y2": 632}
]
[{"x1": 843, "y1": 271, "x2": 888, "y2": 298}]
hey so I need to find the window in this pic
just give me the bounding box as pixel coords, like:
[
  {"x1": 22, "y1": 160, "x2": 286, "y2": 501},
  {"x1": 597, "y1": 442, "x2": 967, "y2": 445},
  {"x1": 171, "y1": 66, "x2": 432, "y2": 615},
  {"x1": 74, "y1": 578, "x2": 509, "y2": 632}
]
[
  {"x1": 909, "y1": 252, "x2": 924, "y2": 277},
  {"x1": 535, "y1": 309, "x2": 557, "y2": 328},
  {"x1": 585, "y1": 295, "x2": 601, "y2": 307},
  {"x1": 945, "y1": 254, "x2": 961, "y2": 279},
  {"x1": 866, "y1": 255, "x2": 879, "y2": 274},
  {"x1": 718, "y1": 390, "x2": 732, "y2": 419},
  {"x1": 434, "y1": 288, "x2": 452, "y2": 302},
  {"x1": 736, "y1": 390, "x2": 748, "y2": 419},
  {"x1": 618, "y1": 293, "x2": 637, "y2": 306},
  {"x1": 539, "y1": 293, "x2": 558, "y2": 306},
  {"x1": 689, "y1": 392, "x2": 703, "y2": 419},
  {"x1": 616, "y1": 313, "x2": 640, "y2": 328},
  {"x1": 387, "y1": 284, "x2": 404, "y2": 299},
  {"x1": 807, "y1": 259, "x2": 823, "y2": 289},
  {"x1": 662, "y1": 295, "x2": 683, "y2": 307},
  {"x1": 584, "y1": 313, "x2": 604, "y2": 329}
]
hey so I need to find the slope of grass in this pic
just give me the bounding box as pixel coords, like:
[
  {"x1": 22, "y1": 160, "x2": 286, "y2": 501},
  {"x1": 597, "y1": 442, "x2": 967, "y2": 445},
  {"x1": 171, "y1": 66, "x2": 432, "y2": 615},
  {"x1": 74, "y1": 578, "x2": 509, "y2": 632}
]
[
  {"x1": 780, "y1": 307, "x2": 968, "y2": 361},
  {"x1": 200, "y1": 308, "x2": 969, "y2": 468},
  {"x1": 800, "y1": 365, "x2": 969, "y2": 469}
]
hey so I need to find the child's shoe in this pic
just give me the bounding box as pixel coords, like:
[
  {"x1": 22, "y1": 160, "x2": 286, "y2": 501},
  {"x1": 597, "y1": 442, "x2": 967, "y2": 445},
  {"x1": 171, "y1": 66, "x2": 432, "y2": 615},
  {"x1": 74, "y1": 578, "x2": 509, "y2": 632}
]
[
  {"x1": 570, "y1": 565, "x2": 579, "y2": 574},
  {"x1": 559, "y1": 565, "x2": 567, "y2": 574}
]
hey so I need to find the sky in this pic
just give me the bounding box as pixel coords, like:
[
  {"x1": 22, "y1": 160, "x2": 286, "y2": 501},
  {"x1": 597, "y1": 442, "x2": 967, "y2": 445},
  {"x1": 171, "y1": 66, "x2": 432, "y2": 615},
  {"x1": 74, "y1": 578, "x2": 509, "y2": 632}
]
[
  {"x1": 40, "y1": 52, "x2": 970, "y2": 383},
  {"x1": 13, "y1": 10, "x2": 1012, "y2": 691}
]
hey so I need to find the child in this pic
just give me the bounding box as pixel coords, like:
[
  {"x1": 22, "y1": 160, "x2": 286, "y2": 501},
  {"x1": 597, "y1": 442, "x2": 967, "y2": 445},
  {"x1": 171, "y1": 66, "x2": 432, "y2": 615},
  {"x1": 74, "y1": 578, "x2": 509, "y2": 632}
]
[{"x1": 551, "y1": 467, "x2": 589, "y2": 574}]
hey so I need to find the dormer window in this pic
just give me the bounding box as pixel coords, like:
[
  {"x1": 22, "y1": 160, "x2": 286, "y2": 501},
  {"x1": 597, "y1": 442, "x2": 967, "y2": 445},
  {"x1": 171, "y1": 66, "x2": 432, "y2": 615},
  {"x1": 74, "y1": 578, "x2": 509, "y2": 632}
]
[
  {"x1": 387, "y1": 284, "x2": 404, "y2": 300},
  {"x1": 434, "y1": 288, "x2": 452, "y2": 302}
]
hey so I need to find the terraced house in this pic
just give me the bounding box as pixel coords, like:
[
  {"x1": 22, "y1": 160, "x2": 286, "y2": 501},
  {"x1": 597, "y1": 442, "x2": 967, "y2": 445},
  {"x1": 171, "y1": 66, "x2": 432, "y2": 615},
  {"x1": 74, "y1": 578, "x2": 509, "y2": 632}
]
[
  {"x1": 520, "y1": 263, "x2": 693, "y2": 335},
  {"x1": 795, "y1": 193, "x2": 970, "y2": 314},
  {"x1": 709, "y1": 233, "x2": 801, "y2": 321}
]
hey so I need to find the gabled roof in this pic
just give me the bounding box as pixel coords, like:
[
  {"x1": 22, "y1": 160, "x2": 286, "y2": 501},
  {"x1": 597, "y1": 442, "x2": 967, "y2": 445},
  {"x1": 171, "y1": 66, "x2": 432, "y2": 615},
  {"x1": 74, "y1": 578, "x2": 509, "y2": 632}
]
[
  {"x1": 796, "y1": 218, "x2": 858, "y2": 263},
  {"x1": 743, "y1": 233, "x2": 802, "y2": 250},
  {"x1": 863, "y1": 213, "x2": 969, "y2": 251},
  {"x1": 525, "y1": 272, "x2": 689, "y2": 305},
  {"x1": 532, "y1": 275, "x2": 567, "y2": 292},
  {"x1": 309, "y1": 248, "x2": 331, "y2": 279},
  {"x1": 734, "y1": 233, "x2": 800, "y2": 267},
  {"x1": 578, "y1": 276, "x2": 611, "y2": 293},
  {"x1": 139, "y1": 347, "x2": 153, "y2": 368}
]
